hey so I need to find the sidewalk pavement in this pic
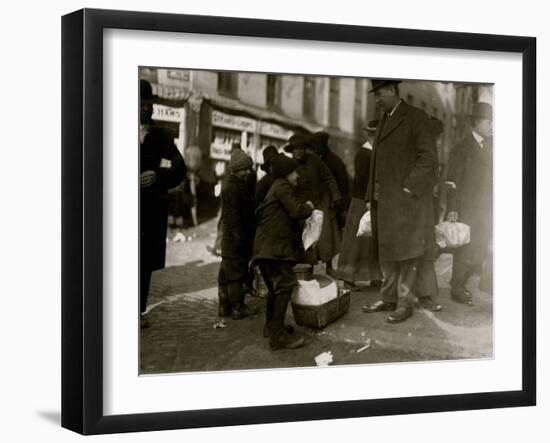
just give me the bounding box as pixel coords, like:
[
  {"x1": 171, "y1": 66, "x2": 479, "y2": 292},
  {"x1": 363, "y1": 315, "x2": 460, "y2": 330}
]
[{"x1": 140, "y1": 219, "x2": 493, "y2": 374}]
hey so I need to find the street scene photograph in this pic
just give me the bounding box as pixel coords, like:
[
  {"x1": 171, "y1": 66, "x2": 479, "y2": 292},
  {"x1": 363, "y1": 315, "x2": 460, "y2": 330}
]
[{"x1": 139, "y1": 67, "x2": 494, "y2": 374}]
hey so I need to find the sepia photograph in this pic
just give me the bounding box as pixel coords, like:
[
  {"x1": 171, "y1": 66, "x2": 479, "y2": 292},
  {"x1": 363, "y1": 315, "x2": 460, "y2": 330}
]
[{"x1": 138, "y1": 66, "x2": 494, "y2": 374}]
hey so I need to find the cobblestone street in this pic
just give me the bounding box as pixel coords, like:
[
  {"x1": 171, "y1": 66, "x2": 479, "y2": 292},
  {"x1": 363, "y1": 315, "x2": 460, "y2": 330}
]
[{"x1": 140, "y1": 217, "x2": 493, "y2": 374}]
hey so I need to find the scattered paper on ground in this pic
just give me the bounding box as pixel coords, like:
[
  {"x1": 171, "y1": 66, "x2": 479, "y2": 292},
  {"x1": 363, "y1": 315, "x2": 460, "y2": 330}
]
[
  {"x1": 314, "y1": 351, "x2": 333, "y2": 366},
  {"x1": 356, "y1": 338, "x2": 372, "y2": 353}
]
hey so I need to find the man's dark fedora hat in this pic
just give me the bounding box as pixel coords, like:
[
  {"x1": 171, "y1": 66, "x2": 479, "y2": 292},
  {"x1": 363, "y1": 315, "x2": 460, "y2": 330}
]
[
  {"x1": 284, "y1": 133, "x2": 310, "y2": 153},
  {"x1": 140, "y1": 79, "x2": 158, "y2": 100},
  {"x1": 368, "y1": 79, "x2": 402, "y2": 93}
]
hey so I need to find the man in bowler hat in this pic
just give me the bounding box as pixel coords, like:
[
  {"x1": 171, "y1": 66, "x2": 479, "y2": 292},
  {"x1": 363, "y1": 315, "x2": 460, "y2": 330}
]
[
  {"x1": 446, "y1": 102, "x2": 493, "y2": 306},
  {"x1": 362, "y1": 79, "x2": 438, "y2": 323}
]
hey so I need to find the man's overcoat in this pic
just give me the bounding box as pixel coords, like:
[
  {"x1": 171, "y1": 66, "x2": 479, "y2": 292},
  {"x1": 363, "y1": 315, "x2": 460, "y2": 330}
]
[
  {"x1": 366, "y1": 101, "x2": 438, "y2": 262},
  {"x1": 446, "y1": 133, "x2": 493, "y2": 264}
]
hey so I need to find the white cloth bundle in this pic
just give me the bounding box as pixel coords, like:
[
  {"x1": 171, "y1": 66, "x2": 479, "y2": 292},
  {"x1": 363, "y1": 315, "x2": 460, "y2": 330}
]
[
  {"x1": 435, "y1": 221, "x2": 471, "y2": 249},
  {"x1": 302, "y1": 209, "x2": 324, "y2": 250},
  {"x1": 292, "y1": 275, "x2": 338, "y2": 306},
  {"x1": 356, "y1": 210, "x2": 372, "y2": 237}
]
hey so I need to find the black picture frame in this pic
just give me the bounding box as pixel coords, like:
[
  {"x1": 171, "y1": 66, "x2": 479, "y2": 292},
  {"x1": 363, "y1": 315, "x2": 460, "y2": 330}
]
[{"x1": 61, "y1": 8, "x2": 536, "y2": 435}]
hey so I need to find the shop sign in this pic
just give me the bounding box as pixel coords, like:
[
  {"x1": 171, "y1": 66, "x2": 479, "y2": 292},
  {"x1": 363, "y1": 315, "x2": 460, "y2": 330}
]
[
  {"x1": 259, "y1": 121, "x2": 293, "y2": 140},
  {"x1": 210, "y1": 142, "x2": 232, "y2": 161},
  {"x1": 166, "y1": 69, "x2": 190, "y2": 82},
  {"x1": 152, "y1": 104, "x2": 185, "y2": 122},
  {"x1": 212, "y1": 110, "x2": 257, "y2": 132}
]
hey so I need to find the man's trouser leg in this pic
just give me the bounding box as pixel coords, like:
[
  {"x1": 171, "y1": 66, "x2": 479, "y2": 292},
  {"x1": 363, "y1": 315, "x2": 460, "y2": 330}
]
[
  {"x1": 258, "y1": 260, "x2": 297, "y2": 338},
  {"x1": 415, "y1": 259, "x2": 438, "y2": 298},
  {"x1": 217, "y1": 263, "x2": 231, "y2": 317},
  {"x1": 451, "y1": 246, "x2": 470, "y2": 294},
  {"x1": 140, "y1": 233, "x2": 152, "y2": 314},
  {"x1": 140, "y1": 267, "x2": 152, "y2": 314},
  {"x1": 379, "y1": 258, "x2": 419, "y2": 309},
  {"x1": 219, "y1": 257, "x2": 247, "y2": 311}
]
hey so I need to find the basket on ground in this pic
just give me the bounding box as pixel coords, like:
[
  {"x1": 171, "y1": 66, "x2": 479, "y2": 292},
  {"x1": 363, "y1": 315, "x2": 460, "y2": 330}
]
[{"x1": 291, "y1": 287, "x2": 350, "y2": 329}]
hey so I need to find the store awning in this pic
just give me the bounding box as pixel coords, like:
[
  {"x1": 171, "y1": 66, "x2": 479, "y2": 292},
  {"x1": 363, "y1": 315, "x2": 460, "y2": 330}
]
[{"x1": 208, "y1": 95, "x2": 324, "y2": 135}]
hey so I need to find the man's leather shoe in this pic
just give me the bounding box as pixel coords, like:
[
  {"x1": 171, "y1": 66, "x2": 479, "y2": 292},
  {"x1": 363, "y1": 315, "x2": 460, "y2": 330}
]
[
  {"x1": 386, "y1": 307, "x2": 413, "y2": 323},
  {"x1": 263, "y1": 323, "x2": 295, "y2": 338},
  {"x1": 362, "y1": 300, "x2": 397, "y2": 313},
  {"x1": 419, "y1": 296, "x2": 443, "y2": 312},
  {"x1": 269, "y1": 331, "x2": 304, "y2": 351},
  {"x1": 451, "y1": 289, "x2": 473, "y2": 306}
]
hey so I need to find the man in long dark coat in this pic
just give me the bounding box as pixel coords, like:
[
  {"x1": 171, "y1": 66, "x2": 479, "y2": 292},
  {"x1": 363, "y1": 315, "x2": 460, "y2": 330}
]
[
  {"x1": 217, "y1": 149, "x2": 259, "y2": 319},
  {"x1": 140, "y1": 80, "x2": 186, "y2": 323},
  {"x1": 253, "y1": 155, "x2": 314, "y2": 350},
  {"x1": 445, "y1": 102, "x2": 493, "y2": 305},
  {"x1": 310, "y1": 131, "x2": 351, "y2": 228},
  {"x1": 362, "y1": 79, "x2": 438, "y2": 323}
]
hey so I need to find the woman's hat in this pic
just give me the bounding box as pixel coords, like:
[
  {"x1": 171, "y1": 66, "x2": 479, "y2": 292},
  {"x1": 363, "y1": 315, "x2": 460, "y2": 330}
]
[{"x1": 260, "y1": 145, "x2": 279, "y2": 172}]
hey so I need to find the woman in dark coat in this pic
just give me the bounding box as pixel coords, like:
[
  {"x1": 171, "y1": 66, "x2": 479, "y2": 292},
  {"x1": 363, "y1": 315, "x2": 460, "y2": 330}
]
[
  {"x1": 336, "y1": 122, "x2": 382, "y2": 289},
  {"x1": 253, "y1": 155, "x2": 313, "y2": 351},
  {"x1": 310, "y1": 131, "x2": 351, "y2": 228},
  {"x1": 284, "y1": 135, "x2": 342, "y2": 266}
]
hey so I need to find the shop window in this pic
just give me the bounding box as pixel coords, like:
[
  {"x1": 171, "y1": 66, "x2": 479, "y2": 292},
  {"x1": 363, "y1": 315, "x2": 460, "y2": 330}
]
[
  {"x1": 329, "y1": 78, "x2": 340, "y2": 128},
  {"x1": 303, "y1": 76, "x2": 316, "y2": 120},
  {"x1": 218, "y1": 72, "x2": 238, "y2": 97},
  {"x1": 266, "y1": 74, "x2": 281, "y2": 109}
]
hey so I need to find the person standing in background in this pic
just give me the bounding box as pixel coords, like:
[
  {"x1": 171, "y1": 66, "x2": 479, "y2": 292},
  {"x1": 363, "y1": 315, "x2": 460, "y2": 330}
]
[
  {"x1": 217, "y1": 149, "x2": 259, "y2": 319},
  {"x1": 255, "y1": 145, "x2": 280, "y2": 207},
  {"x1": 310, "y1": 131, "x2": 351, "y2": 230},
  {"x1": 140, "y1": 79, "x2": 186, "y2": 327},
  {"x1": 445, "y1": 102, "x2": 493, "y2": 306},
  {"x1": 336, "y1": 120, "x2": 382, "y2": 291}
]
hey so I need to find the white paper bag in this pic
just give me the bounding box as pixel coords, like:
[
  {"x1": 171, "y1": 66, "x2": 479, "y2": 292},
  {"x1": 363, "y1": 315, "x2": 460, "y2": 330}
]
[
  {"x1": 356, "y1": 210, "x2": 372, "y2": 237},
  {"x1": 302, "y1": 209, "x2": 324, "y2": 250},
  {"x1": 435, "y1": 221, "x2": 471, "y2": 248}
]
